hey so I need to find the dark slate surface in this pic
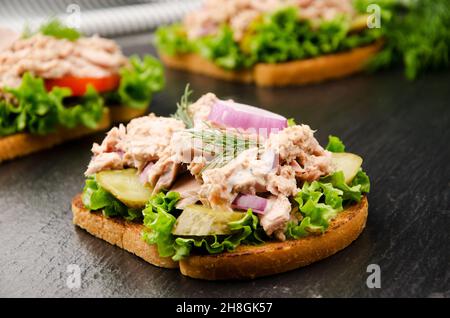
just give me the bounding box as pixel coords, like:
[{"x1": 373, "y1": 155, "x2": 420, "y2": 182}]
[{"x1": 0, "y1": 35, "x2": 449, "y2": 298}]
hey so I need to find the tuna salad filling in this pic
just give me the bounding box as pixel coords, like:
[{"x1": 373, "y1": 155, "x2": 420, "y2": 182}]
[
  {"x1": 156, "y1": 0, "x2": 382, "y2": 70},
  {"x1": 81, "y1": 86, "x2": 370, "y2": 261},
  {"x1": 0, "y1": 20, "x2": 164, "y2": 137}
]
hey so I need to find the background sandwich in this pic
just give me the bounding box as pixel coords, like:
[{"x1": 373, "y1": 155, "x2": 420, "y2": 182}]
[
  {"x1": 156, "y1": 0, "x2": 450, "y2": 85},
  {"x1": 0, "y1": 20, "x2": 164, "y2": 162}
]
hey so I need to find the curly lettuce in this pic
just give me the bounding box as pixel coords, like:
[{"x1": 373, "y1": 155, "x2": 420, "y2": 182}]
[
  {"x1": 118, "y1": 55, "x2": 165, "y2": 109},
  {"x1": 142, "y1": 191, "x2": 264, "y2": 261},
  {"x1": 196, "y1": 26, "x2": 254, "y2": 70},
  {"x1": 326, "y1": 135, "x2": 346, "y2": 153},
  {"x1": 142, "y1": 191, "x2": 181, "y2": 257},
  {"x1": 247, "y1": 8, "x2": 381, "y2": 64},
  {"x1": 0, "y1": 72, "x2": 104, "y2": 136},
  {"x1": 82, "y1": 177, "x2": 142, "y2": 221},
  {"x1": 287, "y1": 169, "x2": 370, "y2": 239},
  {"x1": 155, "y1": 24, "x2": 193, "y2": 56}
]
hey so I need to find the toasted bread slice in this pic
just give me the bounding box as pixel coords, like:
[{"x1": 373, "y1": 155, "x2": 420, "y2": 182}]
[
  {"x1": 160, "y1": 42, "x2": 382, "y2": 86},
  {"x1": 72, "y1": 194, "x2": 178, "y2": 269},
  {"x1": 72, "y1": 194, "x2": 368, "y2": 280},
  {"x1": 0, "y1": 108, "x2": 111, "y2": 163},
  {"x1": 109, "y1": 106, "x2": 148, "y2": 124}
]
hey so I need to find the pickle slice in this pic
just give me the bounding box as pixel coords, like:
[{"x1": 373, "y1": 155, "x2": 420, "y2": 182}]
[
  {"x1": 96, "y1": 169, "x2": 152, "y2": 208},
  {"x1": 172, "y1": 205, "x2": 245, "y2": 236},
  {"x1": 350, "y1": 14, "x2": 369, "y2": 32},
  {"x1": 331, "y1": 152, "x2": 363, "y2": 184}
]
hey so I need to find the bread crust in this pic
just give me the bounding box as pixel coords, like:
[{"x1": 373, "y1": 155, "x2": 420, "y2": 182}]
[
  {"x1": 0, "y1": 108, "x2": 111, "y2": 163},
  {"x1": 71, "y1": 194, "x2": 368, "y2": 280},
  {"x1": 160, "y1": 42, "x2": 382, "y2": 86},
  {"x1": 109, "y1": 106, "x2": 148, "y2": 124}
]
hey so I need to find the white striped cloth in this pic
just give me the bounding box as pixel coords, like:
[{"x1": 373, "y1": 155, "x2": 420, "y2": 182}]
[{"x1": 0, "y1": 0, "x2": 201, "y2": 37}]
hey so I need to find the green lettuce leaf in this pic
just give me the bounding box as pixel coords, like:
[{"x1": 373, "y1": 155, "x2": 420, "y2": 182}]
[
  {"x1": 155, "y1": 24, "x2": 193, "y2": 56},
  {"x1": 351, "y1": 169, "x2": 371, "y2": 193},
  {"x1": 321, "y1": 170, "x2": 364, "y2": 202},
  {"x1": 287, "y1": 169, "x2": 370, "y2": 239},
  {"x1": 118, "y1": 55, "x2": 165, "y2": 109},
  {"x1": 287, "y1": 118, "x2": 297, "y2": 126},
  {"x1": 23, "y1": 18, "x2": 81, "y2": 41},
  {"x1": 0, "y1": 72, "x2": 104, "y2": 136},
  {"x1": 57, "y1": 85, "x2": 104, "y2": 129},
  {"x1": 326, "y1": 135, "x2": 346, "y2": 152},
  {"x1": 196, "y1": 25, "x2": 253, "y2": 70},
  {"x1": 82, "y1": 178, "x2": 142, "y2": 221},
  {"x1": 142, "y1": 192, "x2": 181, "y2": 257},
  {"x1": 246, "y1": 8, "x2": 306, "y2": 63}
]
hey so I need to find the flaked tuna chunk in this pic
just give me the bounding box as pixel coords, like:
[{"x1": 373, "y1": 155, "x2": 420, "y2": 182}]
[
  {"x1": 266, "y1": 165, "x2": 298, "y2": 197},
  {"x1": 153, "y1": 161, "x2": 181, "y2": 195},
  {"x1": 86, "y1": 125, "x2": 126, "y2": 175},
  {"x1": 289, "y1": 152, "x2": 333, "y2": 182},
  {"x1": 170, "y1": 174, "x2": 202, "y2": 209},
  {"x1": 259, "y1": 195, "x2": 291, "y2": 239},
  {"x1": 0, "y1": 34, "x2": 128, "y2": 89},
  {"x1": 91, "y1": 125, "x2": 126, "y2": 156},
  {"x1": 266, "y1": 124, "x2": 333, "y2": 182},
  {"x1": 146, "y1": 154, "x2": 172, "y2": 186},
  {"x1": 85, "y1": 114, "x2": 184, "y2": 175},
  {"x1": 120, "y1": 114, "x2": 185, "y2": 171},
  {"x1": 85, "y1": 152, "x2": 123, "y2": 175}
]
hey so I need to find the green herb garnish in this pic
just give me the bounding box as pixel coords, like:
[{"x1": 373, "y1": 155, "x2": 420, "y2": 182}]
[{"x1": 172, "y1": 84, "x2": 194, "y2": 128}]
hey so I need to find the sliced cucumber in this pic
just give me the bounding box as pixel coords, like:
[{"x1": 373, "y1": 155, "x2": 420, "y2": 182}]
[
  {"x1": 96, "y1": 169, "x2": 152, "y2": 208},
  {"x1": 331, "y1": 152, "x2": 363, "y2": 184},
  {"x1": 172, "y1": 205, "x2": 245, "y2": 236}
]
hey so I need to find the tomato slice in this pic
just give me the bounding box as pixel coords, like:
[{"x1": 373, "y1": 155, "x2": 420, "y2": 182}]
[{"x1": 45, "y1": 74, "x2": 120, "y2": 96}]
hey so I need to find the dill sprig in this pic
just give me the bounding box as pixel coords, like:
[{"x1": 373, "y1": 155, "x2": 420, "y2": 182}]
[
  {"x1": 186, "y1": 128, "x2": 262, "y2": 171},
  {"x1": 172, "y1": 84, "x2": 194, "y2": 128}
]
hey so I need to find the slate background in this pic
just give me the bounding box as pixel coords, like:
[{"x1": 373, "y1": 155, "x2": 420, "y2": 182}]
[{"x1": 0, "y1": 35, "x2": 449, "y2": 297}]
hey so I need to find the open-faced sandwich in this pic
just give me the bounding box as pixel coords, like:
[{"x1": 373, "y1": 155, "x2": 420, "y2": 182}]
[
  {"x1": 0, "y1": 20, "x2": 164, "y2": 162},
  {"x1": 72, "y1": 86, "x2": 370, "y2": 280},
  {"x1": 157, "y1": 0, "x2": 450, "y2": 84},
  {"x1": 156, "y1": 0, "x2": 383, "y2": 86}
]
